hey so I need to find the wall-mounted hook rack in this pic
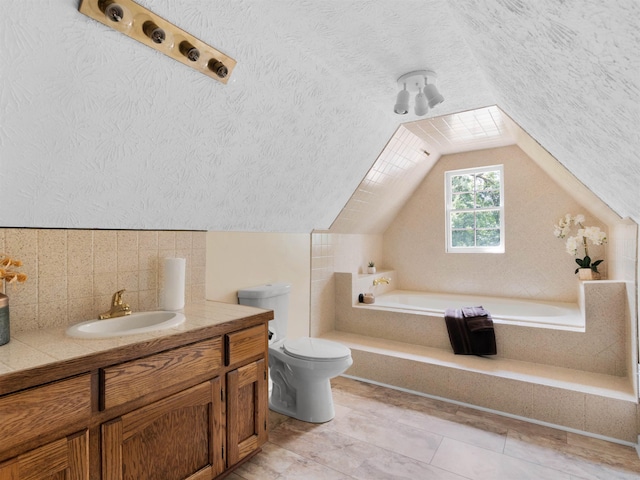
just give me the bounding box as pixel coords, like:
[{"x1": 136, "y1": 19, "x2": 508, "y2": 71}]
[{"x1": 79, "y1": 0, "x2": 236, "y2": 84}]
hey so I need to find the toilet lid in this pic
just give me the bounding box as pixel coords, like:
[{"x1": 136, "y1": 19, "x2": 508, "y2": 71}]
[{"x1": 283, "y1": 337, "x2": 351, "y2": 361}]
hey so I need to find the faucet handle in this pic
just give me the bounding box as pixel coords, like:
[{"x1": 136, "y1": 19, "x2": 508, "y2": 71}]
[{"x1": 113, "y1": 289, "x2": 126, "y2": 304}]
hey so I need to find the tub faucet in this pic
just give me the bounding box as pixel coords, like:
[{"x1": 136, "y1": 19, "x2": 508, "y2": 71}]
[
  {"x1": 373, "y1": 277, "x2": 391, "y2": 286},
  {"x1": 99, "y1": 289, "x2": 132, "y2": 319}
]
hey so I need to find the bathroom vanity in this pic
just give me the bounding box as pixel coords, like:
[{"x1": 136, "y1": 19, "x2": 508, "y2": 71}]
[{"x1": 0, "y1": 302, "x2": 271, "y2": 480}]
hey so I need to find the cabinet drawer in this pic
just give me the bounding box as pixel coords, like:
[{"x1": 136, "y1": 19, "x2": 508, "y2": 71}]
[
  {"x1": 0, "y1": 374, "x2": 91, "y2": 456},
  {"x1": 101, "y1": 337, "x2": 222, "y2": 410},
  {"x1": 224, "y1": 324, "x2": 266, "y2": 367}
]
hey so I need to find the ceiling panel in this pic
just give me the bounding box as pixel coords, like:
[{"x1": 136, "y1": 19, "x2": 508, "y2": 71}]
[{"x1": 404, "y1": 106, "x2": 516, "y2": 155}]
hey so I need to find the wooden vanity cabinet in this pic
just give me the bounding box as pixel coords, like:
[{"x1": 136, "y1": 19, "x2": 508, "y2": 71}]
[
  {"x1": 98, "y1": 322, "x2": 268, "y2": 479},
  {"x1": 0, "y1": 374, "x2": 92, "y2": 480},
  {"x1": 101, "y1": 379, "x2": 224, "y2": 480},
  {"x1": 0, "y1": 318, "x2": 269, "y2": 480},
  {"x1": 226, "y1": 358, "x2": 267, "y2": 467},
  {"x1": 224, "y1": 324, "x2": 268, "y2": 468},
  {"x1": 0, "y1": 430, "x2": 89, "y2": 480}
]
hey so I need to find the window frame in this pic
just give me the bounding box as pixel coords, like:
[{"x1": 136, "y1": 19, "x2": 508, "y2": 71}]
[{"x1": 445, "y1": 164, "x2": 505, "y2": 254}]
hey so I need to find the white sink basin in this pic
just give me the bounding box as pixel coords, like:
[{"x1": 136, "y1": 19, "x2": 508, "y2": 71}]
[{"x1": 66, "y1": 311, "x2": 186, "y2": 339}]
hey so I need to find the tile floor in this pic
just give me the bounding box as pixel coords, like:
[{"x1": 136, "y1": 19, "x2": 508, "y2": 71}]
[{"x1": 229, "y1": 376, "x2": 640, "y2": 480}]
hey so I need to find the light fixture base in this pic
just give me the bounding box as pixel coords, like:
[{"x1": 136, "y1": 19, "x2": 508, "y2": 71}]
[
  {"x1": 397, "y1": 70, "x2": 437, "y2": 90},
  {"x1": 79, "y1": 0, "x2": 236, "y2": 83}
]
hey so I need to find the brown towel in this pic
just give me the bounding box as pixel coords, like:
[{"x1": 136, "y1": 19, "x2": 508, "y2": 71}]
[
  {"x1": 445, "y1": 308, "x2": 472, "y2": 355},
  {"x1": 445, "y1": 306, "x2": 497, "y2": 356}
]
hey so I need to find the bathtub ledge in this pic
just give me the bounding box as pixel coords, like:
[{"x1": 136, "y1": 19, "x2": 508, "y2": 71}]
[
  {"x1": 353, "y1": 303, "x2": 585, "y2": 332},
  {"x1": 322, "y1": 330, "x2": 636, "y2": 403}
]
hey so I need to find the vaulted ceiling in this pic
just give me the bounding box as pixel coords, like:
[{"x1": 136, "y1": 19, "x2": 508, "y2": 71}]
[{"x1": 1, "y1": 1, "x2": 638, "y2": 232}]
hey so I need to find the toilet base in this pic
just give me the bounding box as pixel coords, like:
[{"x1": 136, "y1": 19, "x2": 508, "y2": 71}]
[
  {"x1": 267, "y1": 338, "x2": 352, "y2": 424},
  {"x1": 269, "y1": 377, "x2": 336, "y2": 423}
]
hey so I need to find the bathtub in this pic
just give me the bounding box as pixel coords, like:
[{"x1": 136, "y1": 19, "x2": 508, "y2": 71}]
[{"x1": 362, "y1": 290, "x2": 584, "y2": 331}]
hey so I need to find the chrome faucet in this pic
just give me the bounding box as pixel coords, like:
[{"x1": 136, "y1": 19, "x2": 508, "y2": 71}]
[
  {"x1": 373, "y1": 277, "x2": 391, "y2": 286},
  {"x1": 99, "y1": 289, "x2": 132, "y2": 319}
]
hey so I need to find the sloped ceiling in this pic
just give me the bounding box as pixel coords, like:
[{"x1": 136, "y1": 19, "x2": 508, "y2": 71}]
[
  {"x1": 1, "y1": 1, "x2": 638, "y2": 232},
  {"x1": 330, "y1": 106, "x2": 623, "y2": 235},
  {"x1": 450, "y1": 1, "x2": 640, "y2": 222}
]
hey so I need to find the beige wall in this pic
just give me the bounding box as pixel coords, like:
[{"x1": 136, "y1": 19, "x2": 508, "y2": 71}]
[
  {"x1": 310, "y1": 232, "x2": 383, "y2": 336},
  {"x1": 0, "y1": 228, "x2": 206, "y2": 332},
  {"x1": 206, "y1": 232, "x2": 310, "y2": 340},
  {"x1": 384, "y1": 145, "x2": 607, "y2": 303}
]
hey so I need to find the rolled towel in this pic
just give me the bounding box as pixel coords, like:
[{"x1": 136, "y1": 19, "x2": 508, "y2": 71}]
[
  {"x1": 462, "y1": 306, "x2": 488, "y2": 318},
  {"x1": 462, "y1": 305, "x2": 494, "y2": 332}
]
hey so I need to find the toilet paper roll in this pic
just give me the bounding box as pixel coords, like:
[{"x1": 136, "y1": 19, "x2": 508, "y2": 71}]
[{"x1": 163, "y1": 257, "x2": 186, "y2": 311}]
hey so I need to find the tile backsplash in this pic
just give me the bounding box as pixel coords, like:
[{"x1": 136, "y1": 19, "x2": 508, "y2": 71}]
[{"x1": 0, "y1": 229, "x2": 206, "y2": 332}]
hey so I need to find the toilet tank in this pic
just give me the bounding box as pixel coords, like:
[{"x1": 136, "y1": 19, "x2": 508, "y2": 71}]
[{"x1": 237, "y1": 283, "x2": 291, "y2": 341}]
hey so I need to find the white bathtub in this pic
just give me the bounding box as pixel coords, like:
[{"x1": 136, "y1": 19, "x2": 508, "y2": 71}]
[{"x1": 363, "y1": 290, "x2": 584, "y2": 331}]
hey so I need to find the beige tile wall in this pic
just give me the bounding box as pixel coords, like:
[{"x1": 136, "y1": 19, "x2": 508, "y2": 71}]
[
  {"x1": 0, "y1": 228, "x2": 206, "y2": 332},
  {"x1": 384, "y1": 145, "x2": 608, "y2": 303},
  {"x1": 311, "y1": 232, "x2": 336, "y2": 337},
  {"x1": 329, "y1": 125, "x2": 438, "y2": 235},
  {"x1": 344, "y1": 349, "x2": 638, "y2": 443},
  {"x1": 334, "y1": 272, "x2": 628, "y2": 376},
  {"x1": 310, "y1": 232, "x2": 383, "y2": 337}
]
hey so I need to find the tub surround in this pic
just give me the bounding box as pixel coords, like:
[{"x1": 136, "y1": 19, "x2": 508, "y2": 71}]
[
  {"x1": 322, "y1": 271, "x2": 637, "y2": 443},
  {"x1": 370, "y1": 290, "x2": 583, "y2": 331},
  {"x1": 337, "y1": 271, "x2": 628, "y2": 376},
  {"x1": 308, "y1": 114, "x2": 639, "y2": 449},
  {"x1": 351, "y1": 270, "x2": 584, "y2": 331}
]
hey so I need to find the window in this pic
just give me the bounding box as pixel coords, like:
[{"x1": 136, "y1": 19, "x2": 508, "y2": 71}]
[{"x1": 445, "y1": 165, "x2": 504, "y2": 253}]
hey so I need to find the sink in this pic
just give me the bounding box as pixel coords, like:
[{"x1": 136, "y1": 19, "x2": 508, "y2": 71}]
[{"x1": 66, "y1": 311, "x2": 186, "y2": 339}]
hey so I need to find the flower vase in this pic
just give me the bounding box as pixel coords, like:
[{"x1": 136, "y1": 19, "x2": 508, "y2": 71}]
[
  {"x1": 368, "y1": 267, "x2": 376, "y2": 274},
  {"x1": 0, "y1": 293, "x2": 9, "y2": 346},
  {"x1": 578, "y1": 268, "x2": 601, "y2": 281}
]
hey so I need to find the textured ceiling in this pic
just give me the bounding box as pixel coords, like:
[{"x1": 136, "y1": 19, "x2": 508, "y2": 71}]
[{"x1": 0, "y1": 1, "x2": 638, "y2": 232}]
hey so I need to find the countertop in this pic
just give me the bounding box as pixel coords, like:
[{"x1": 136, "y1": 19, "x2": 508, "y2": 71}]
[{"x1": 0, "y1": 301, "x2": 272, "y2": 395}]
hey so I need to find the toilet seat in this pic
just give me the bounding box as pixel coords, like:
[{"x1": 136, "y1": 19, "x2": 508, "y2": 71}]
[{"x1": 283, "y1": 337, "x2": 351, "y2": 361}]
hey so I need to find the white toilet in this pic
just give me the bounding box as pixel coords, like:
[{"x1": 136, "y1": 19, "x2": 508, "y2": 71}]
[{"x1": 237, "y1": 283, "x2": 352, "y2": 423}]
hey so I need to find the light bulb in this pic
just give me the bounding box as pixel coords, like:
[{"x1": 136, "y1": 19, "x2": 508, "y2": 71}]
[
  {"x1": 142, "y1": 21, "x2": 174, "y2": 50},
  {"x1": 208, "y1": 59, "x2": 228, "y2": 78},
  {"x1": 98, "y1": 0, "x2": 132, "y2": 29},
  {"x1": 179, "y1": 41, "x2": 200, "y2": 62},
  {"x1": 424, "y1": 83, "x2": 444, "y2": 108},
  {"x1": 414, "y1": 89, "x2": 428, "y2": 116},
  {"x1": 394, "y1": 84, "x2": 410, "y2": 115},
  {"x1": 143, "y1": 21, "x2": 166, "y2": 44}
]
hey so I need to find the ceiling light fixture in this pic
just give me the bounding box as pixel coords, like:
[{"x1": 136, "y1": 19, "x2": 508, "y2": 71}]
[
  {"x1": 79, "y1": 0, "x2": 236, "y2": 83},
  {"x1": 393, "y1": 70, "x2": 444, "y2": 116}
]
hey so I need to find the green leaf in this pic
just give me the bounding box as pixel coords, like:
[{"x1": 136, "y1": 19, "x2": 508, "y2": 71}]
[{"x1": 592, "y1": 259, "x2": 603, "y2": 266}]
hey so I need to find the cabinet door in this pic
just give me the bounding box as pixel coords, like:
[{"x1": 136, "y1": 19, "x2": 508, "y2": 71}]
[
  {"x1": 226, "y1": 358, "x2": 267, "y2": 467},
  {"x1": 0, "y1": 374, "x2": 91, "y2": 459},
  {"x1": 0, "y1": 430, "x2": 88, "y2": 480},
  {"x1": 101, "y1": 379, "x2": 223, "y2": 480}
]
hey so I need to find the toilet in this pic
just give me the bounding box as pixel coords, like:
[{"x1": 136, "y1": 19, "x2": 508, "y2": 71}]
[{"x1": 237, "y1": 283, "x2": 352, "y2": 423}]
